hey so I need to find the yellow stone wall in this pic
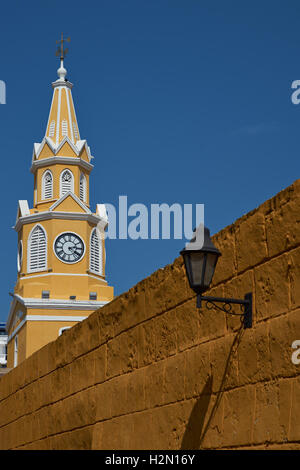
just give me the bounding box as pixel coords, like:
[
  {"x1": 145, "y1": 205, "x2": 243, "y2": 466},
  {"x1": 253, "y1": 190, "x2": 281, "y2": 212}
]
[{"x1": 1, "y1": 179, "x2": 300, "y2": 449}]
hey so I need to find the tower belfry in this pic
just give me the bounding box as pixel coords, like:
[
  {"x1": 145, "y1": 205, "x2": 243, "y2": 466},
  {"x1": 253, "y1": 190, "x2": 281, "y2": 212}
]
[{"x1": 6, "y1": 38, "x2": 114, "y2": 367}]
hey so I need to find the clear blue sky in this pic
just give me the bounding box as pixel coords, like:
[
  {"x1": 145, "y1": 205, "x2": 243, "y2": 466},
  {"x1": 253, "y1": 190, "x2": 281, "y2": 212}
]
[{"x1": 0, "y1": 0, "x2": 300, "y2": 322}]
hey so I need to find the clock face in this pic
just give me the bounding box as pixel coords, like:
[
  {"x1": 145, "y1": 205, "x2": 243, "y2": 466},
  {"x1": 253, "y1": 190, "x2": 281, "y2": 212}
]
[{"x1": 54, "y1": 232, "x2": 85, "y2": 264}]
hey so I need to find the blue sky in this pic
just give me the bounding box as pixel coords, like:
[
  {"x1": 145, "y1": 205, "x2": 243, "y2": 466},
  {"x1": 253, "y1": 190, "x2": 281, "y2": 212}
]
[{"x1": 0, "y1": 0, "x2": 300, "y2": 322}]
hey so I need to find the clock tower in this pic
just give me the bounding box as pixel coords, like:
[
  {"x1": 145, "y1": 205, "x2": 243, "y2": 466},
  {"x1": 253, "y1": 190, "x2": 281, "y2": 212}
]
[{"x1": 6, "y1": 40, "x2": 114, "y2": 367}]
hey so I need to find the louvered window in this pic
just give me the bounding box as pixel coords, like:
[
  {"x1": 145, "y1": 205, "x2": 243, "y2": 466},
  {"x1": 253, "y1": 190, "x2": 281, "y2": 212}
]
[
  {"x1": 79, "y1": 173, "x2": 87, "y2": 202},
  {"x1": 62, "y1": 119, "x2": 68, "y2": 136},
  {"x1": 28, "y1": 225, "x2": 47, "y2": 272},
  {"x1": 60, "y1": 169, "x2": 74, "y2": 196},
  {"x1": 73, "y1": 121, "x2": 79, "y2": 140},
  {"x1": 42, "y1": 170, "x2": 53, "y2": 200},
  {"x1": 90, "y1": 228, "x2": 102, "y2": 274},
  {"x1": 49, "y1": 120, "x2": 55, "y2": 137}
]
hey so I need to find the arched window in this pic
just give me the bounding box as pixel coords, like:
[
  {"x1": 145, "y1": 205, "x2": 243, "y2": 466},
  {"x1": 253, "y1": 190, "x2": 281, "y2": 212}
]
[
  {"x1": 90, "y1": 228, "x2": 103, "y2": 275},
  {"x1": 79, "y1": 173, "x2": 87, "y2": 202},
  {"x1": 28, "y1": 224, "x2": 47, "y2": 273},
  {"x1": 42, "y1": 170, "x2": 53, "y2": 200},
  {"x1": 60, "y1": 169, "x2": 74, "y2": 196}
]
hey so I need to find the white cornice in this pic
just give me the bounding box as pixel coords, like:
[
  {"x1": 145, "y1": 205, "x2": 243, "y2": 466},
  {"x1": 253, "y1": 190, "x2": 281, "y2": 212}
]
[
  {"x1": 52, "y1": 79, "x2": 73, "y2": 90},
  {"x1": 19, "y1": 272, "x2": 107, "y2": 283},
  {"x1": 14, "y1": 210, "x2": 106, "y2": 232},
  {"x1": 6, "y1": 293, "x2": 108, "y2": 332},
  {"x1": 30, "y1": 156, "x2": 93, "y2": 174},
  {"x1": 14, "y1": 293, "x2": 107, "y2": 310}
]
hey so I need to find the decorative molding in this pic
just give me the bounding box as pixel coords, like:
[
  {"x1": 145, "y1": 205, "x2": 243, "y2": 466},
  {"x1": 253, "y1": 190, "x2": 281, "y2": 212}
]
[
  {"x1": 14, "y1": 210, "x2": 104, "y2": 232},
  {"x1": 19, "y1": 272, "x2": 107, "y2": 283},
  {"x1": 27, "y1": 314, "x2": 88, "y2": 321},
  {"x1": 65, "y1": 82, "x2": 74, "y2": 143},
  {"x1": 30, "y1": 156, "x2": 93, "y2": 174},
  {"x1": 6, "y1": 293, "x2": 108, "y2": 332},
  {"x1": 56, "y1": 87, "x2": 62, "y2": 146},
  {"x1": 32, "y1": 135, "x2": 93, "y2": 165},
  {"x1": 52, "y1": 80, "x2": 73, "y2": 90},
  {"x1": 50, "y1": 191, "x2": 91, "y2": 214},
  {"x1": 13, "y1": 294, "x2": 108, "y2": 310}
]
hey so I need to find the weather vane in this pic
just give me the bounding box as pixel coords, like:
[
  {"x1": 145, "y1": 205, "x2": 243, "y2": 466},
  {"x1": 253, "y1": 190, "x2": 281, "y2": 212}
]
[{"x1": 56, "y1": 33, "x2": 70, "y2": 61}]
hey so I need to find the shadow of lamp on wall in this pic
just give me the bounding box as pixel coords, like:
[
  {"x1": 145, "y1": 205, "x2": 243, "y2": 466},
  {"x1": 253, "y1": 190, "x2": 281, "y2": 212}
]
[
  {"x1": 180, "y1": 376, "x2": 213, "y2": 450},
  {"x1": 180, "y1": 225, "x2": 252, "y2": 329}
]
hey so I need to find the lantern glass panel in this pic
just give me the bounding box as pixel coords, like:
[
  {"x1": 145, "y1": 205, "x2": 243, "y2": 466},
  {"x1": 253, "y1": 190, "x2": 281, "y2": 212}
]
[
  {"x1": 189, "y1": 252, "x2": 205, "y2": 288},
  {"x1": 203, "y1": 252, "x2": 218, "y2": 288}
]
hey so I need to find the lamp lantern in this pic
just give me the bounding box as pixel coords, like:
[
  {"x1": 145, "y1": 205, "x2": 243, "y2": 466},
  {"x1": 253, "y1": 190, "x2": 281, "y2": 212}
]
[
  {"x1": 180, "y1": 224, "x2": 252, "y2": 329},
  {"x1": 180, "y1": 225, "x2": 221, "y2": 295}
]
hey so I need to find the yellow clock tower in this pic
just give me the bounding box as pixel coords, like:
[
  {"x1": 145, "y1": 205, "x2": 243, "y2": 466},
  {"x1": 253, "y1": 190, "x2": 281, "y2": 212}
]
[{"x1": 6, "y1": 40, "x2": 114, "y2": 368}]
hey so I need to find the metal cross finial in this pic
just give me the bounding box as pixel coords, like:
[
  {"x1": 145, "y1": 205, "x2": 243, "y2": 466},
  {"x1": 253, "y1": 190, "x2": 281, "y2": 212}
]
[{"x1": 56, "y1": 33, "x2": 70, "y2": 61}]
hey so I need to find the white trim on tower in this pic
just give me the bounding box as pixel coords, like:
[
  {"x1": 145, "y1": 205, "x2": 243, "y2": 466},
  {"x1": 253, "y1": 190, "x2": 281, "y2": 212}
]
[
  {"x1": 56, "y1": 87, "x2": 62, "y2": 146},
  {"x1": 65, "y1": 85, "x2": 74, "y2": 143}
]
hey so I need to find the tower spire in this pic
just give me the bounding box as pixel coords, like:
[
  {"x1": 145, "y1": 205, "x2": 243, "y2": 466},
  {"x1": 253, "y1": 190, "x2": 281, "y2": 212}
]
[{"x1": 44, "y1": 35, "x2": 81, "y2": 145}]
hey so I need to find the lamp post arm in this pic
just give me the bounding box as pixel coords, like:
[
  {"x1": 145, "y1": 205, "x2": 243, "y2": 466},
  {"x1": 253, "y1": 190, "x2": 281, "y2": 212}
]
[{"x1": 196, "y1": 292, "x2": 252, "y2": 329}]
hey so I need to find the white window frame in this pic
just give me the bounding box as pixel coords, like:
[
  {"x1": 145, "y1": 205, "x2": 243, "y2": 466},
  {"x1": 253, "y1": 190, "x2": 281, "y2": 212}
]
[
  {"x1": 79, "y1": 172, "x2": 87, "y2": 203},
  {"x1": 42, "y1": 169, "x2": 53, "y2": 200},
  {"x1": 14, "y1": 335, "x2": 18, "y2": 368},
  {"x1": 89, "y1": 228, "x2": 103, "y2": 275},
  {"x1": 60, "y1": 169, "x2": 74, "y2": 197},
  {"x1": 27, "y1": 224, "x2": 48, "y2": 273},
  {"x1": 17, "y1": 240, "x2": 23, "y2": 273}
]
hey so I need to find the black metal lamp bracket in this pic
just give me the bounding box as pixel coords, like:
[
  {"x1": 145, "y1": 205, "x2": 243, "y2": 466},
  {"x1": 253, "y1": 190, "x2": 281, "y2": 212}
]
[{"x1": 196, "y1": 292, "x2": 253, "y2": 329}]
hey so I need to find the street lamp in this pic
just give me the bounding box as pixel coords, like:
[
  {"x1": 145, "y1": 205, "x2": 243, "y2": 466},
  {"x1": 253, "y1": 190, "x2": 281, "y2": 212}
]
[{"x1": 180, "y1": 225, "x2": 252, "y2": 329}]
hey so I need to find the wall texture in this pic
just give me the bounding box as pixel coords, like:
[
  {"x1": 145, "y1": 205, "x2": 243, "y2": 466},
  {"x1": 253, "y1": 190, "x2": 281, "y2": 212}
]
[{"x1": 0, "y1": 179, "x2": 300, "y2": 450}]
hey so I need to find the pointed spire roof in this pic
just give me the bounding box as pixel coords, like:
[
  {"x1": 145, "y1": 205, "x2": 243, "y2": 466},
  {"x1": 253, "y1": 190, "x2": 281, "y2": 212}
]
[{"x1": 45, "y1": 44, "x2": 81, "y2": 147}]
